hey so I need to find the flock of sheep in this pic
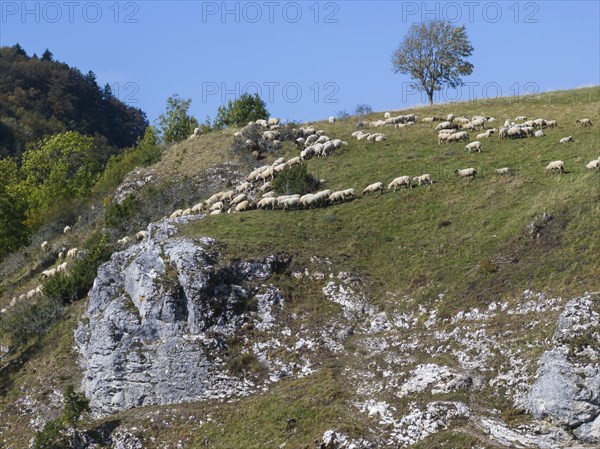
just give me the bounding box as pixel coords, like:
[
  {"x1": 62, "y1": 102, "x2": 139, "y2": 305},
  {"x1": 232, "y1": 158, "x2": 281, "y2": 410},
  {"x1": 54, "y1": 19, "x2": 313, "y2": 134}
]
[
  {"x1": 3, "y1": 109, "x2": 597, "y2": 313},
  {"x1": 3, "y1": 226, "x2": 81, "y2": 311}
]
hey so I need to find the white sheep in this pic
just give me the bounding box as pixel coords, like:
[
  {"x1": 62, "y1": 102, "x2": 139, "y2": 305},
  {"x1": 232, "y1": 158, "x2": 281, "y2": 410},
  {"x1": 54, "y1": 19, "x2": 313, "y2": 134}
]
[
  {"x1": 305, "y1": 134, "x2": 319, "y2": 146},
  {"x1": 257, "y1": 197, "x2": 278, "y2": 210},
  {"x1": 545, "y1": 160, "x2": 565, "y2": 173},
  {"x1": 258, "y1": 182, "x2": 272, "y2": 193},
  {"x1": 56, "y1": 262, "x2": 68, "y2": 273},
  {"x1": 534, "y1": 130, "x2": 545, "y2": 137},
  {"x1": 236, "y1": 182, "x2": 252, "y2": 194},
  {"x1": 170, "y1": 209, "x2": 184, "y2": 219},
  {"x1": 181, "y1": 208, "x2": 194, "y2": 217},
  {"x1": 332, "y1": 139, "x2": 347, "y2": 149},
  {"x1": 63, "y1": 225, "x2": 72, "y2": 234},
  {"x1": 328, "y1": 116, "x2": 336, "y2": 124},
  {"x1": 117, "y1": 236, "x2": 132, "y2": 245},
  {"x1": 235, "y1": 200, "x2": 252, "y2": 212},
  {"x1": 280, "y1": 197, "x2": 300, "y2": 210},
  {"x1": 464, "y1": 141, "x2": 482, "y2": 153},
  {"x1": 136, "y1": 230, "x2": 146, "y2": 241},
  {"x1": 268, "y1": 117, "x2": 280, "y2": 126},
  {"x1": 295, "y1": 137, "x2": 306, "y2": 147},
  {"x1": 210, "y1": 201, "x2": 224, "y2": 212},
  {"x1": 209, "y1": 209, "x2": 222, "y2": 215},
  {"x1": 447, "y1": 114, "x2": 455, "y2": 122},
  {"x1": 363, "y1": 182, "x2": 384, "y2": 195},
  {"x1": 388, "y1": 176, "x2": 412, "y2": 191},
  {"x1": 448, "y1": 131, "x2": 469, "y2": 143},
  {"x1": 515, "y1": 116, "x2": 527, "y2": 121},
  {"x1": 286, "y1": 156, "x2": 301, "y2": 168},
  {"x1": 300, "y1": 194, "x2": 317, "y2": 208},
  {"x1": 58, "y1": 251, "x2": 65, "y2": 259},
  {"x1": 494, "y1": 167, "x2": 512, "y2": 176},
  {"x1": 272, "y1": 157, "x2": 286, "y2": 166},
  {"x1": 507, "y1": 127, "x2": 526, "y2": 139},
  {"x1": 585, "y1": 159, "x2": 599, "y2": 171},
  {"x1": 384, "y1": 112, "x2": 391, "y2": 119},
  {"x1": 300, "y1": 148, "x2": 315, "y2": 160},
  {"x1": 576, "y1": 119, "x2": 593, "y2": 127},
  {"x1": 41, "y1": 268, "x2": 57, "y2": 279},
  {"x1": 192, "y1": 202, "x2": 204, "y2": 213},
  {"x1": 533, "y1": 118, "x2": 546, "y2": 128},
  {"x1": 41, "y1": 241, "x2": 49, "y2": 252},
  {"x1": 66, "y1": 248, "x2": 79, "y2": 259},
  {"x1": 546, "y1": 120, "x2": 558, "y2": 128},
  {"x1": 231, "y1": 194, "x2": 247, "y2": 205},
  {"x1": 412, "y1": 174, "x2": 433, "y2": 186},
  {"x1": 559, "y1": 136, "x2": 574, "y2": 143},
  {"x1": 455, "y1": 168, "x2": 477, "y2": 178}
]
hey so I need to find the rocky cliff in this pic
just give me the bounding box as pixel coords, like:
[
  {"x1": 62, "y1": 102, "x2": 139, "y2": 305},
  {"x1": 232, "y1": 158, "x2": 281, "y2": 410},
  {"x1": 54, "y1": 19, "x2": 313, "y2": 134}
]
[{"x1": 73, "y1": 214, "x2": 599, "y2": 447}]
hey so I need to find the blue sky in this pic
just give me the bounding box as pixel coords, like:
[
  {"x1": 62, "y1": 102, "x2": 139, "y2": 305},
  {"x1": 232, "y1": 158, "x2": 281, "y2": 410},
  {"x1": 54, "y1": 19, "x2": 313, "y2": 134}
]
[{"x1": 2, "y1": 1, "x2": 599, "y2": 125}]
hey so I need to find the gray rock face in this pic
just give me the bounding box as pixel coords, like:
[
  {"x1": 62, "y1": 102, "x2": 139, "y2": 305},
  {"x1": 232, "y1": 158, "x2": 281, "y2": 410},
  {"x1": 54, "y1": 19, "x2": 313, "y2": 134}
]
[
  {"x1": 528, "y1": 293, "x2": 600, "y2": 443},
  {"x1": 75, "y1": 219, "x2": 281, "y2": 416}
]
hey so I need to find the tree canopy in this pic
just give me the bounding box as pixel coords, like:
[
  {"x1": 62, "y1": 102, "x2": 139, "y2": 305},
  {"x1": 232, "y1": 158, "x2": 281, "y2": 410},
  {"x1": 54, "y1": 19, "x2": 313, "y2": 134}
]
[
  {"x1": 157, "y1": 95, "x2": 199, "y2": 143},
  {"x1": 0, "y1": 44, "x2": 148, "y2": 158},
  {"x1": 214, "y1": 93, "x2": 269, "y2": 129},
  {"x1": 391, "y1": 21, "x2": 474, "y2": 105}
]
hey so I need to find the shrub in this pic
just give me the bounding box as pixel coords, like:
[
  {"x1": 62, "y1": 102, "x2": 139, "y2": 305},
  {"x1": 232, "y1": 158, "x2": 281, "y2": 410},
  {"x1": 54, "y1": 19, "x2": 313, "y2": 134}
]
[
  {"x1": 272, "y1": 164, "x2": 320, "y2": 196},
  {"x1": 0, "y1": 295, "x2": 64, "y2": 345},
  {"x1": 157, "y1": 95, "x2": 199, "y2": 143},
  {"x1": 43, "y1": 232, "x2": 114, "y2": 304},
  {"x1": 104, "y1": 195, "x2": 140, "y2": 228}
]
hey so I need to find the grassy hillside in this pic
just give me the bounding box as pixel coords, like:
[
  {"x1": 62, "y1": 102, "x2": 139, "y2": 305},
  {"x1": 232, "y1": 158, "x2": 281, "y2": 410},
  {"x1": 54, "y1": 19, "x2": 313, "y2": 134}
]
[
  {"x1": 181, "y1": 87, "x2": 600, "y2": 314},
  {"x1": 0, "y1": 87, "x2": 599, "y2": 448}
]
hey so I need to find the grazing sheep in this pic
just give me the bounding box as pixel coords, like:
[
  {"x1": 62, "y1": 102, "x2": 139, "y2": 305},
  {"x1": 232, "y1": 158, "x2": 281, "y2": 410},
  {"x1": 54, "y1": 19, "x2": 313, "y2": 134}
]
[
  {"x1": 576, "y1": 119, "x2": 593, "y2": 127},
  {"x1": 494, "y1": 167, "x2": 512, "y2": 176},
  {"x1": 413, "y1": 174, "x2": 433, "y2": 186},
  {"x1": 181, "y1": 208, "x2": 193, "y2": 217},
  {"x1": 316, "y1": 135, "x2": 330, "y2": 144},
  {"x1": 545, "y1": 160, "x2": 565, "y2": 173},
  {"x1": 192, "y1": 202, "x2": 204, "y2": 213},
  {"x1": 328, "y1": 116, "x2": 336, "y2": 124},
  {"x1": 448, "y1": 131, "x2": 469, "y2": 143},
  {"x1": 209, "y1": 209, "x2": 222, "y2": 215},
  {"x1": 384, "y1": 112, "x2": 391, "y2": 119},
  {"x1": 533, "y1": 118, "x2": 546, "y2": 128},
  {"x1": 363, "y1": 182, "x2": 384, "y2": 195},
  {"x1": 507, "y1": 127, "x2": 527, "y2": 139},
  {"x1": 66, "y1": 248, "x2": 79, "y2": 259},
  {"x1": 236, "y1": 182, "x2": 252, "y2": 194},
  {"x1": 56, "y1": 262, "x2": 68, "y2": 273},
  {"x1": 272, "y1": 157, "x2": 285, "y2": 166},
  {"x1": 534, "y1": 130, "x2": 545, "y2": 137},
  {"x1": 305, "y1": 134, "x2": 319, "y2": 146},
  {"x1": 515, "y1": 116, "x2": 527, "y2": 121},
  {"x1": 170, "y1": 209, "x2": 184, "y2": 219},
  {"x1": 464, "y1": 141, "x2": 482, "y2": 153},
  {"x1": 230, "y1": 194, "x2": 247, "y2": 206},
  {"x1": 63, "y1": 225, "x2": 72, "y2": 234},
  {"x1": 328, "y1": 190, "x2": 355, "y2": 204},
  {"x1": 546, "y1": 120, "x2": 558, "y2": 128},
  {"x1": 268, "y1": 117, "x2": 280, "y2": 126},
  {"x1": 455, "y1": 168, "x2": 477, "y2": 178},
  {"x1": 295, "y1": 137, "x2": 306, "y2": 147},
  {"x1": 585, "y1": 159, "x2": 599, "y2": 171},
  {"x1": 470, "y1": 118, "x2": 486, "y2": 129},
  {"x1": 300, "y1": 147, "x2": 315, "y2": 160},
  {"x1": 522, "y1": 126, "x2": 535, "y2": 137},
  {"x1": 280, "y1": 197, "x2": 300, "y2": 210},
  {"x1": 41, "y1": 241, "x2": 49, "y2": 252},
  {"x1": 235, "y1": 200, "x2": 252, "y2": 212},
  {"x1": 41, "y1": 268, "x2": 57, "y2": 279},
  {"x1": 286, "y1": 156, "x2": 301, "y2": 167},
  {"x1": 559, "y1": 136, "x2": 574, "y2": 143},
  {"x1": 262, "y1": 191, "x2": 276, "y2": 198},
  {"x1": 499, "y1": 127, "x2": 509, "y2": 139},
  {"x1": 58, "y1": 251, "x2": 65, "y2": 259},
  {"x1": 136, "y1": 231, "x2": 146, "y2": 241},
  {"x1": 117, "y1": 236, "x2": 132, "y2": 245},
  {"x1": 257, "y1": 197, "x2": 278, "y2": 210},
  {"x1": 422, "y1": 117, "x2": 435, "y2": 123},
  {"x1": 300, "y1": 194, "x2": 317, "y2": 209},
  {"x1": 476, "y1": 130, "x2": 494, "y2": 139},
  {"x1": 434, "y1": 121, "x2": 457, "y2": 132},
  {"x1": 342, "y1": 188, "x2": 357, "y2": 199},
  {"x1": 255, "y1": 119, "x2": 268, "y2": 128},
  {"x1": 388, "y1": 176, "x2": 412, "y2": 191},
  {"x1": 258, "y1": 182, "x2": 272, "y2": 193},
  {"x1": 447, "y1": 114, "x2": 455, "y2": 122},
  {"x1": 209, "y1": 201, "x2": 224, "y2": 212}
]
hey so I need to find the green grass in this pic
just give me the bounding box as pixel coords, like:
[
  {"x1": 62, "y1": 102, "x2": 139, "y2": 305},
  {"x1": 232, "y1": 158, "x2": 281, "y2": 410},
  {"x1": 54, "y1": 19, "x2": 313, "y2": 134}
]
[
  {"x1": 179, "y1": 87, "x2": 600, "y2": 314},
  {"x1": 1, "y1": 87, "x2": 599, "y2": 448}
]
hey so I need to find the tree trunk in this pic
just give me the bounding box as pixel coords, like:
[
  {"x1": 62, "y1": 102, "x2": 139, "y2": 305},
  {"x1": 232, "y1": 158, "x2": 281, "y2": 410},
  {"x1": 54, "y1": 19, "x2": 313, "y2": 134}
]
[{"x1": 427, "y1": 91, "x2": 434, "y2": 105}]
